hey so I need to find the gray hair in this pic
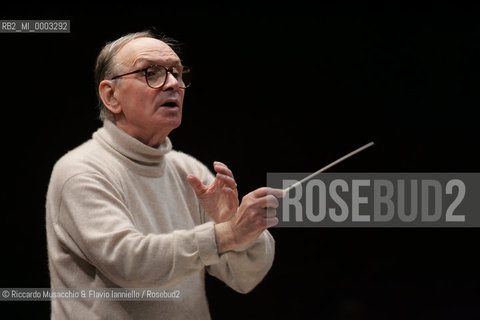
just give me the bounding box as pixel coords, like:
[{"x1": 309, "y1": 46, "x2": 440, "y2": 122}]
[{"x1": 94, "y1": 30, "x2": 179, "y2": 121}]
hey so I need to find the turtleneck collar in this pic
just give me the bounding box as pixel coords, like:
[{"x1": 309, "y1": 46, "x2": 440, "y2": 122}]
[{"x1": 93, "y1": 119, "x2": 172, "y2": 177}]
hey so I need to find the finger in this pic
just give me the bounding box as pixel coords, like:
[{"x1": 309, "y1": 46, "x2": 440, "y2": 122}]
[
  {"x1": 216, "y1": 173, "x2": 237, "y2": 190},
  {"x1": 265, "y1": 217, "x2": 279, "y2": 228},
  {"x1": 265, "y1": 208, "x2": 277, "y2": 218},
  {"x1": 255, "y1": 194, "x2": 279, "y2": 209},
  {"x1": 222, "y1": 186, "x2": 239, "y2": 206},
  {"x1": 214, "y1": 160, "x2": 228, "y2": 168},
  {"x1": 214, "y1": 162, "x2": 234, "y2": 178},
  {"x1": 251, "y1": 187, "x2": 285, "y2": 199},
  {"x1": 187, "y1": 174, "x2": 207, "y2": 196}
]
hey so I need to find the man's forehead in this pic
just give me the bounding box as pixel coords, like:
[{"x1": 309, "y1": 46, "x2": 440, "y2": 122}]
[{"x1": 116, "y1": 37, "x2": 180, "y2": 67}]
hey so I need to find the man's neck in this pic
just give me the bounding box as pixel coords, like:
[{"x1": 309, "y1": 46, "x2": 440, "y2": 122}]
[{"x1": 112, "y1": 118, "x2": 169, "y2": 148}]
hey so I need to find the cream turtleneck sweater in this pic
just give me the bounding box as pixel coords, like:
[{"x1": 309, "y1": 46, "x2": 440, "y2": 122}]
[{"x1": 46, "y1": 120, "x2": 275, "y2": 319}]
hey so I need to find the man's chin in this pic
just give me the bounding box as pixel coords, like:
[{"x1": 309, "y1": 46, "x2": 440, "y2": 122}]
[{"x1": 155, "y1": 118, "x2": 182, "y2": 132}]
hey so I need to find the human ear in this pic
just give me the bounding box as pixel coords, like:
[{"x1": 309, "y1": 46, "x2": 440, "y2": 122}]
[{"x1": 99, "y1": 80, "x2": 122, "y2": 114}]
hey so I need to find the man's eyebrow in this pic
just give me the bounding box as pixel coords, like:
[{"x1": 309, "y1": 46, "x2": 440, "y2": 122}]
[{"x1": 133, "y1": 58, "x2": 182, "y2": 67}]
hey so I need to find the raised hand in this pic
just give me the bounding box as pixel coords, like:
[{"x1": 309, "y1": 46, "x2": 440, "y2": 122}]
[
  {"x1": 215, "y1": 187, "x2": 285, "y2": 253},
  {"x1": 187, "y1": 161, "x2": 239, "y2": 223}
]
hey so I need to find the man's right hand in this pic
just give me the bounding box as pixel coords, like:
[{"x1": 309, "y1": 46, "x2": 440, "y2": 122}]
[{"x1": 214, "y1": 187, "x2": 285, "y2": 253}]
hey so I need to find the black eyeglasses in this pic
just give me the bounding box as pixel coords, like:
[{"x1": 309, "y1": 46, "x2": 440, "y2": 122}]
[{"x1": 111, "y1": 64, "x2": 191, "y2": 89}]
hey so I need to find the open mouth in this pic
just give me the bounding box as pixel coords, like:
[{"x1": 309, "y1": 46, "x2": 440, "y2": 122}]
[{"x1": 161, "y1": 101, "x2": 179, "y2": 108}]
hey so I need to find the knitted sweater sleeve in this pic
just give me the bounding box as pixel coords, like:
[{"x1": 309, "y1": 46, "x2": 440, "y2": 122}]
[
  {"x1": 54, "y1": 172, "x2": 220, "y2": 288},
  {"x1": 182, "y1": 156, "x2": 276, "y2": 294},
  {"x1": 206, "y1": 218, "x2": 276, "y2": 294}
]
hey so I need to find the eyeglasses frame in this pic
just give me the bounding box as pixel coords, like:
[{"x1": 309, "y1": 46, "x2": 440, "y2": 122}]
[{"x1": 110, "y1": 64, "x2": 191, "y2": 89}]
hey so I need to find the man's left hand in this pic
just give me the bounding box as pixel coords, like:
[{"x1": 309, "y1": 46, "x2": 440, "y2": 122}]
[{"x1": 187, "y1": 161, "x2": 239, "y2": 223}]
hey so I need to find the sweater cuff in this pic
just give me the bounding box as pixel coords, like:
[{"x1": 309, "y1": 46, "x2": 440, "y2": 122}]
[
  {"x1": 232, "y1": 231, "x2": 266, "y2": 252},
  {"x1": 194, "y1": 221, "x2": 220, "y2": 266}
]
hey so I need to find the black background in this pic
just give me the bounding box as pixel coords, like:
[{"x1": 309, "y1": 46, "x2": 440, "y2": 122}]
[{"x1": 1, "y1": 3, "x2": 479, "y2": 319}]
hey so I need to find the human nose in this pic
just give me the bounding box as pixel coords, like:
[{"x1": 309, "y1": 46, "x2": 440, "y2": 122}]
[{"x1": 161, "y1": 70, "x2": 180, "y2": 90}]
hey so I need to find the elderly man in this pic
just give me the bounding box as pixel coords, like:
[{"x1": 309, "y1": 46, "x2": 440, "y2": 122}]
[{"x1": 46, "y1": 31, "x2": 283, "y2": 319}]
